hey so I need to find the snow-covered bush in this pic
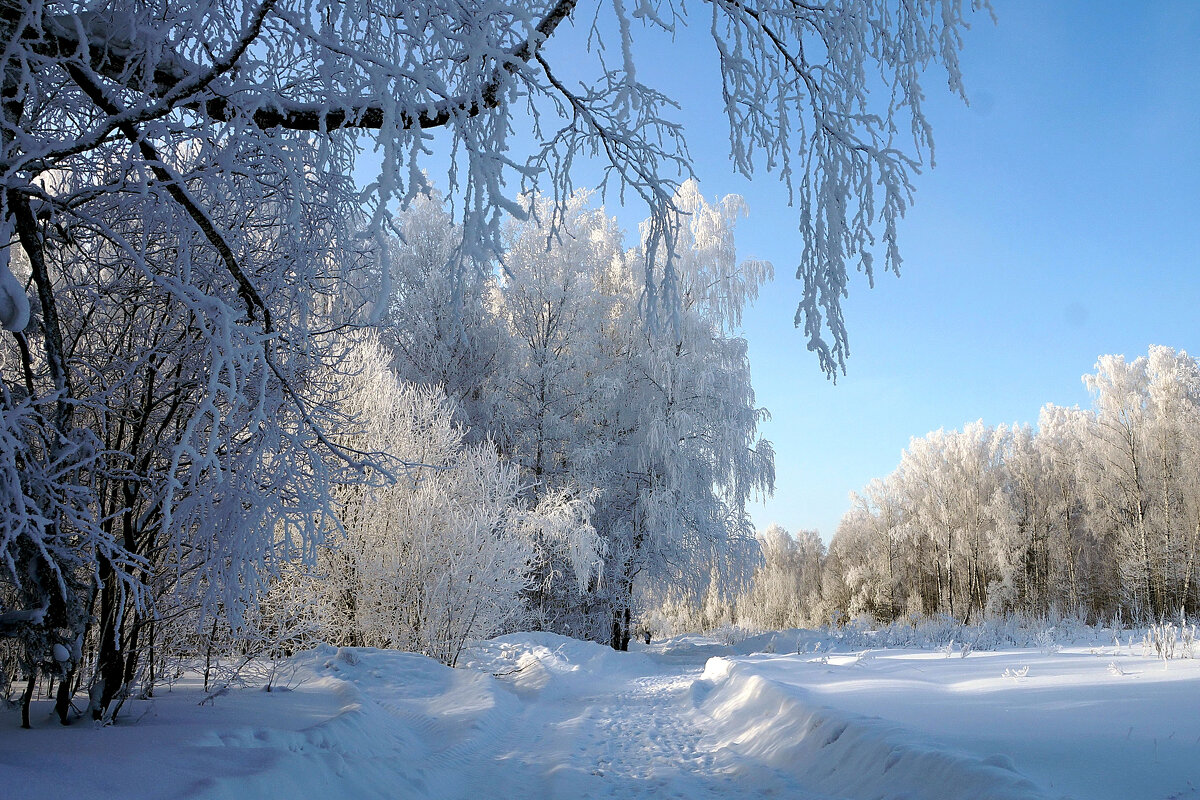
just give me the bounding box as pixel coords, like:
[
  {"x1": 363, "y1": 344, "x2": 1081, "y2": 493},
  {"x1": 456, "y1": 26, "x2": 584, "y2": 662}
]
[
  {"x1": 803, "y1": 613, "x2": 1113, "y2": 654},
  {"x1": 292, "y1": 334, "x2": 603, "y2": 666},
  {"x1": 1143, "y1": 618, "x2": 1197, "y2": 660},
  {"x1": 307, "y1": 337, "x2": 528, "y2": 665}
]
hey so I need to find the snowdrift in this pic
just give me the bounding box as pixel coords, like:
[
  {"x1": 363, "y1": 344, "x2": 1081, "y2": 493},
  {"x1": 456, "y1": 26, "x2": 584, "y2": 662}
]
[
  {"x1": 197, "y1": 645, "x2": 525, "y2": 800},
  {"x1": 695, "y1": 656, "x2": 1057, "y2": 800},
  {"x1": 467, "y1": 631, "x2": 657, "y2": 697},
  {"x1": 6, "y1": 644, "x2": 523, "y2": 800}
]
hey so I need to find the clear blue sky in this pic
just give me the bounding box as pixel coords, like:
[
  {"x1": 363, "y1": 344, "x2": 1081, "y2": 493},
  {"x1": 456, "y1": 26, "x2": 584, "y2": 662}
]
[{"x1": 611, "y1": 1, "x2": 1200, "y2": 540}]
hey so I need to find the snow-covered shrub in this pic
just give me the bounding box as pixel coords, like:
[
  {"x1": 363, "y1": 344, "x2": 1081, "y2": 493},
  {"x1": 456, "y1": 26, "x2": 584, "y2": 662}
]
[
  {"x1": 796, "y1": 612, "x2": 1113, "y2": 654},
  {"x1": 710, "y1": 624, "x2": 759, "y2": 647},
  {"x1": 303, "y1": 334, "x2": 604, "y2": 666},
  {"x1": 1035, "y1": 629, "x2": 1062, "y2": 655},
  {"x1": 1142, "y1": 618, "x2": 1196, "y2": 660}
]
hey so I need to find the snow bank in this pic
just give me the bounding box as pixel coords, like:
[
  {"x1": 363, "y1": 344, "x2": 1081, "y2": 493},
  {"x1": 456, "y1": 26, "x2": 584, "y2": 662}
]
[
  {"x1": 731, "y1": 627, "x2": 823, "y2": 655},
  {"x1": 4, "y1": 645, "x2": 523, "y2": 800},
  {"x1": 188, "y1": 645, "x2": 520, "y2": 799},
  {"x1": 695, "y1": 656, "x2": 1056, "y2": 800},
  {"x1": 466, "y1": 631, "x2": 656, "y2": 697}
]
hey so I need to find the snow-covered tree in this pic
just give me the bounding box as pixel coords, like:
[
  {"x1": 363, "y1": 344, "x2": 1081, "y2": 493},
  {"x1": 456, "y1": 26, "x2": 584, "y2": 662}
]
[
  {"x1": 1, "y1": 0, "x2": 984, "y2": 715},
  {"x1": 0, "y1": 141, "x2": 359, "y2": 723},
  {"x1": 800, "y1": 347, "x2": 1200, "y2": 628},
  {"x1": 608, "y1": 182, "x2": 775, "y2": 646},
  {"x1": 380, "y1": 193, "x2": 501, "y2": 434},
  {"x1": 1034, "y1": 404, "x2": 1098, "y2": 615},
  {"x1": 894, "y1": 421, "x2": 1005, "y2": 621},
  {"x1": 472, "y1": 183, "x2": 775, "y2": 646},
  {"x1": 1077, "y1": 347, "x2": 1200, "y2": 619},
  {"x1": 306, "y1": 334, "x2": 602, "y2": 666},
  {"x1": 739, "y1": 524, "x2": 824, "y2": 629},
  {"x1": 828, "y1": 477, "x2": 912, "y2": 622}
]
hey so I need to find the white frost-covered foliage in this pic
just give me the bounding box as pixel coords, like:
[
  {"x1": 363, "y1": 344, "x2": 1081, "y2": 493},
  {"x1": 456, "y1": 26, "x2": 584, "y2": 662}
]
[
  {"x1": 373, "y1": 186, "x2": 773, "y2": 644},
  {"x1": 0, "y1": 0, "x2": 980, "y2": 714},
  {"x1": 739, "y1": 525, "x2": 826, "y2": 630},
  {"x1": 307, "y1": 335, "x2": 602, "y2": 666},
  {"x1": 380, "y1": 192, "x2": 501, "y2": 434},
  {"x1": 0, "y1": 386, "x2": 124, "y2": 646},
  {"x1": 0, "y1": 145, "x2": 359, "y2": 721},
  {"x1": 783, "y1": 346, "x2": 1200, "y2": 628},
  {"x1": 656, "y1": 346, "x2": 1200, "y2": 633},
  {"x1": 482, "y1": 184, "x2": 774, "y2": 644}
]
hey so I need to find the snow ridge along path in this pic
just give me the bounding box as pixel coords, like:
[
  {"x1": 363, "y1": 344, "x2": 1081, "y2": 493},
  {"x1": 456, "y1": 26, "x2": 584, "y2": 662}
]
[{"x1": 695, "y1": 656, "x2": 1048, "y2": 800}]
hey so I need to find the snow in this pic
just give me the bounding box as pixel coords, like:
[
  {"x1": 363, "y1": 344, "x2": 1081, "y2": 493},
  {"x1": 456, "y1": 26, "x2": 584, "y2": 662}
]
[
  {"x1": 0, "y1": 252, "x2": 29, "y2": 333},
  {"x1": 4, "y1": 632, "x2": 1199, "y2": 799},
  {"x1": 713, "y1": 645, "x2": 1200, "y2": 800}
]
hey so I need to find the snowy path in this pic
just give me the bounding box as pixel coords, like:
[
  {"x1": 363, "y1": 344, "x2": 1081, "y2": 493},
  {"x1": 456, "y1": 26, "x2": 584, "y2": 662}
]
[
  {"x1": 553, "y1": 673, "x2": 739, "y2": 794},
  {"x1": 485, "y1": 673, "x2": 726, "y2": 797},
  {"x1": 309, "y1": 634, "x2": 1050, "y2": 800},
  {"x1": 386, "y1": 638, "x2": 806, "y2": 799},
  {"x1": 9, "y1": 637, "x2": 804, "y2": 800}
]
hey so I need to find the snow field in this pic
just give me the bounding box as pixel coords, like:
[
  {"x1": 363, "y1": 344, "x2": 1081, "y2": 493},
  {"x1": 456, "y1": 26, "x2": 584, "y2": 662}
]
[{"x1": 5, "y1": 632, "x2": 1200, "y2": 799}]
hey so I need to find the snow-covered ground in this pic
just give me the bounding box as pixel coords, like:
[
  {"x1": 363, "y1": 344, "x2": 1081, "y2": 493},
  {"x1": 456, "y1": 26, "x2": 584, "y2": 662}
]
[{"x1": 4, "y1": 631, "x2": 1199, "y2": 799}]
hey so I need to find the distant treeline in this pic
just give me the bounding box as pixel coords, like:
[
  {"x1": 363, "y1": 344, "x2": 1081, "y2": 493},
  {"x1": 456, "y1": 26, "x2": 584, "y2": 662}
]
[{"x1": 657, "y1": 346, "x2": 1200, "y2": 632}]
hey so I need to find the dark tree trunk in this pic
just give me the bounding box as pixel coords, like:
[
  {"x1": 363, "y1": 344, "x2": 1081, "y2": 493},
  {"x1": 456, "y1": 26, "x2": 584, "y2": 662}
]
[
  {"x1": 20, "y1": 668, "x2": 36, "y2": 729},
  {"x1": 54, "y1": 668, "x2": 74, "y2": 725},
  {"x1": 204, "y1": 615, "x2": 221, "y2": 693},
  {"x1": 609, "y1": 606, "x2": 631, "y2": 652},
  {"x1": 145, "y1": 619, "x2": 156, "y2": 698},
  {"x1": 91, "y1": 556, "x2": 126, "y2": 720}
]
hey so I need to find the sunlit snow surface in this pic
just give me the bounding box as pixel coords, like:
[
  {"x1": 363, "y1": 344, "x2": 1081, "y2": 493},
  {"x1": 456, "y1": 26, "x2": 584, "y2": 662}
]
[{"x1": 4, "y1": 633, "x2": 1199, "y2": 799}]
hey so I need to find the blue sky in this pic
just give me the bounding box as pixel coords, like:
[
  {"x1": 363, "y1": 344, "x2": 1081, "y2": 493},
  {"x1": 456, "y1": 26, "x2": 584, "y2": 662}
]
[{"x1": 626, "y1": 1, "x2": 1200, "y2": 539}]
